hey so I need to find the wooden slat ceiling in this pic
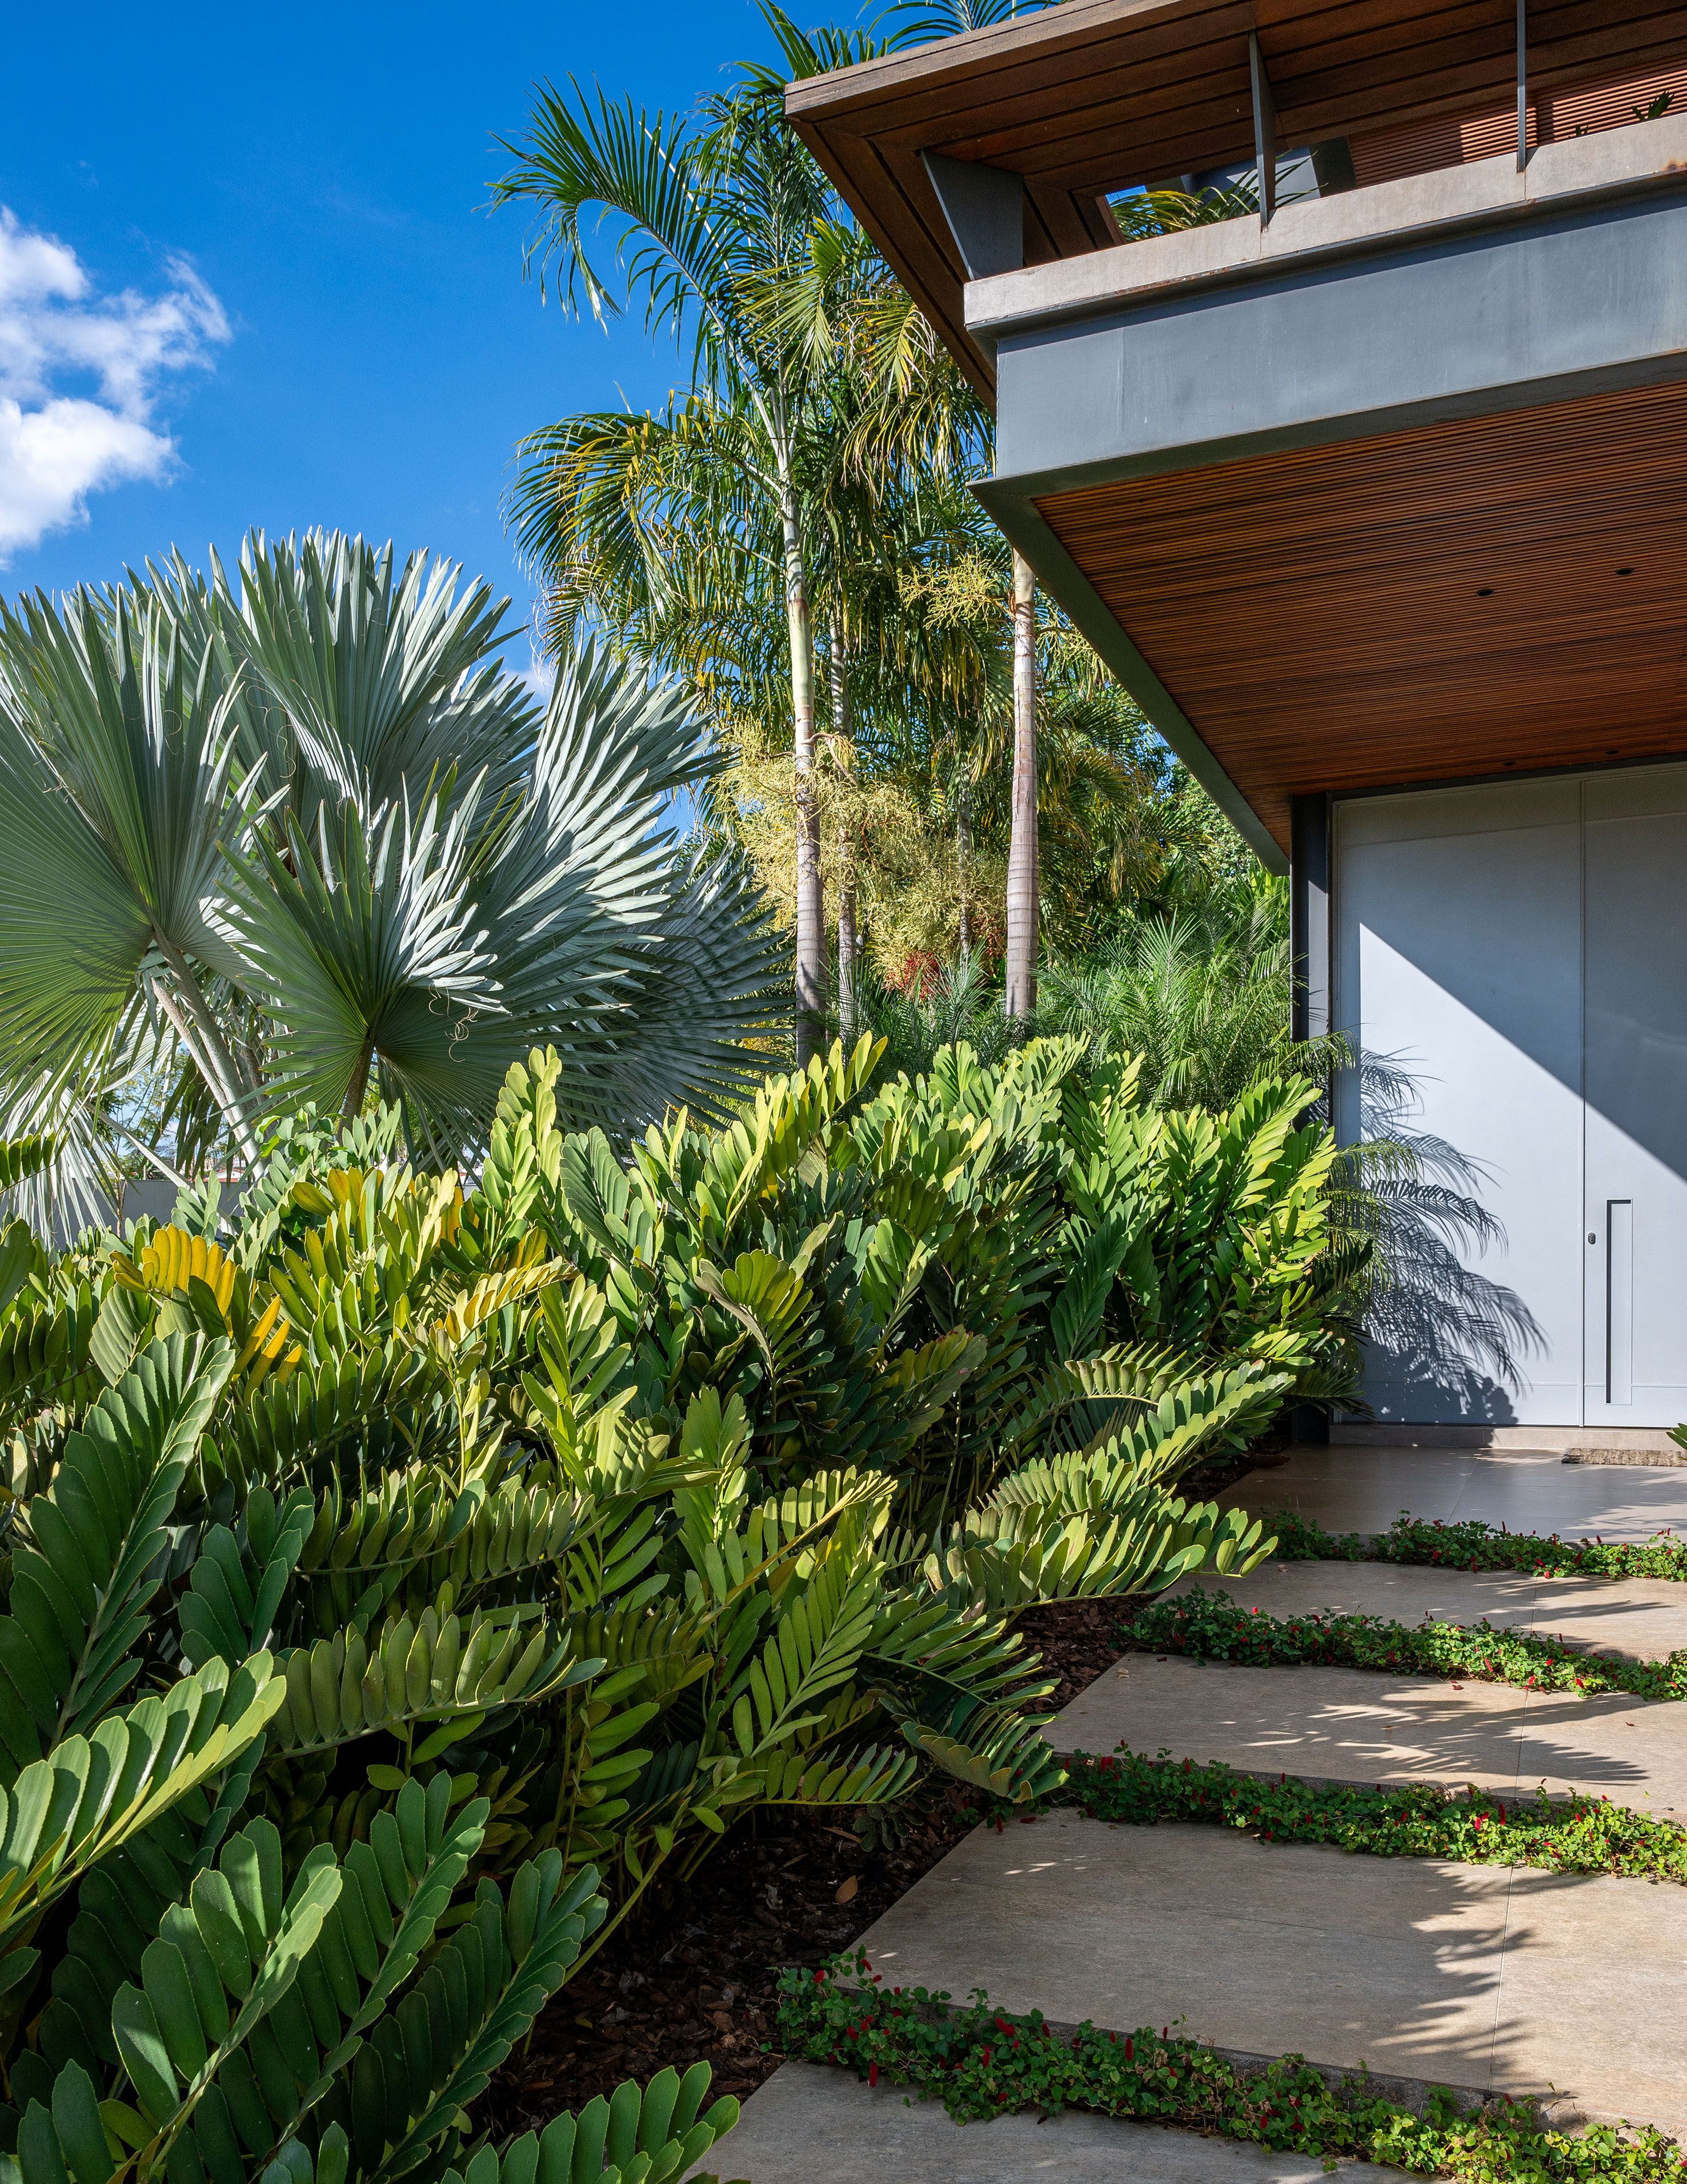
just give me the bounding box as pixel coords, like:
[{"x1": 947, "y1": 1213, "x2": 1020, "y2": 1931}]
[
  {"x1": 1034, "y1": 377, "x2": 1687, "y2": 855},
  {"x1": 786, "y1": 0, "x2": 1686, "y2": 398}
]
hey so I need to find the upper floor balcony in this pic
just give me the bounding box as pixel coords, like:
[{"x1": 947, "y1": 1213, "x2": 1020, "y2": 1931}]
[{"x1": 788, "y1": 2, "x2": 1687, "y2": 866}]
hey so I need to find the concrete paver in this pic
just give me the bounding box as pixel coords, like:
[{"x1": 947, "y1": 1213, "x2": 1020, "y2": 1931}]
[
  {"x1": 1490, "y1": 1867, "x2": 1687, "y2": 2138},
  {"x1": 1054, "y1": 1656, "x2": 1533, "y2": 1792},
  {"x1": 1519, "y1": 1570, "x2": 1687, "y2": 1661},
  {"x1": 698, "y1": 1454, "x2": 1687, "y2": 2177},
  {"x1": 1165, "y1": 1557, "x2": 1687, "y2": 1662},
  {"x1": 852, "y1": 1816, "x2": 1687, "y2": 2135},
  {"x1": 1168, "y1": 1558, "x2": 1544, "y2": 1633},
  {"x1": 690, "y1": 2061, "x2": 1365, "y2": 2182},
  {"x1": 1221, "y1": 1445, "x2": 1687, "y2": 1541},
  {"x1": 857, "y1": 1818, "x2": 1511, "y2": 2093},
  {"x1": 1047, "y1": 1655, "x2": 1687, "y2": 1813}
]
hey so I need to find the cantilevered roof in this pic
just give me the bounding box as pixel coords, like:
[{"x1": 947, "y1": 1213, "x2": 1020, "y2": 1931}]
[{"x1": 785, "y1": 0, "x2": 1687, "y2": 398}]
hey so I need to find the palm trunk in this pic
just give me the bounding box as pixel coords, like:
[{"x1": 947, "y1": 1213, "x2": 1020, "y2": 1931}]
[
  {"x1": 782, "y1": 478, "x2": 826, "y2": 1063},
  {"x1": 956, "y1": 771, "x2": 973, "y2": 956},
  {"x1": 343, "y1": 1029, "x2": 377, "y2": 1123},
  {"x1": 150, "y1": 931, "x2": 263, "y2": 1166},
  {"x1": 1004, "y1": 549, "x2": 1039, "y2": 1019},
  {"x1": 829, "y1": 634, "x2": 857, "y2": 1045}
]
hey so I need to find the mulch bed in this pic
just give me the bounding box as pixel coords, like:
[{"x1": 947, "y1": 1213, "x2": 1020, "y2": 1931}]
[
  {"x1": 482, "y1": 1598, "x2": 1135, "y2": 2135},
  {"x1": 484, "y1": 1453, "x2": 1283, "y2": 2135}
]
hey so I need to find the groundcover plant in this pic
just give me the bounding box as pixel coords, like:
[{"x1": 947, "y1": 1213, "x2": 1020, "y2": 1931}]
[
  {"x1": 1055, "y1": 1747, "x2": 1687, "y2": 1886},
  {"x1": 776, "y1": 1953, "x2": 1687, "y2": 2179},
  {"x1": 1123, "y1": 1591, "x2": 1687, "y2": 1701},
  {"x1": 0, "y1": 1032, "x2": 1355, "y2": 2179},
  {"x1": 1268, "y1": 1508, "x2": 1687, "y2": 1581}
]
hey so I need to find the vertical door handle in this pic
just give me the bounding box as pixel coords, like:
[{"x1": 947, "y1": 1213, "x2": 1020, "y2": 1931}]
[{"x1": 1606, "y1": 1199, "x2": 1633, "y2": 1406}]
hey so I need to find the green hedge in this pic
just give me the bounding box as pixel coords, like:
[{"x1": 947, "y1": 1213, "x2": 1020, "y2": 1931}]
[{"x1": 1269, "y1": 1509, "x2": 1687, "y2": 1583}]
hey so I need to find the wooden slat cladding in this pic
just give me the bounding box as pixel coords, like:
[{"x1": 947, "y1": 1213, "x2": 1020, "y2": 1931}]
[
  {"x1": 787, "y1": 0, "x2": 1686, "y2": 395},
  {"x1": 1034, "y1": 379, "x2": 1687, "y2": 854},
  {"x1": 1351, "y1": 58, "x2": 1687, "y2": 183}
]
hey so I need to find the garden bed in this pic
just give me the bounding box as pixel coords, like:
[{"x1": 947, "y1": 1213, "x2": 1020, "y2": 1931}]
[{"x1": 484, "y1": 1597, "x2": 1137, "y2": 2131}]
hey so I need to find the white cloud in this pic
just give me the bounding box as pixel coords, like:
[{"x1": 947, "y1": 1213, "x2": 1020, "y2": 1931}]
[
  {"x1": 0, "y1": 208, "x2": 231, "y2": 563},
  {"x1": 518, "y1": 649, "x2": 555, "y2": 707}
]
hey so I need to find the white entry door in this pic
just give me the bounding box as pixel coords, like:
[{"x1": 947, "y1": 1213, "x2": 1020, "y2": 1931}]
[
  {"x1": 1581, "y1": 769, "x2": 1687, "y2": 1428},
  {"x1": 1332, "y1": 763, "x2": 1687, "y2": 1430}
]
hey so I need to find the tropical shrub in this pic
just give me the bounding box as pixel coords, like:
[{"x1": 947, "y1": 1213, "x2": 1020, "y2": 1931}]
[
  {"x1": 532, "y1": 1031, "x2": 1364, "y2": 1535},
  {"x1": 0, "y1": 1030, "x2": 1342, "y2": 2177}
]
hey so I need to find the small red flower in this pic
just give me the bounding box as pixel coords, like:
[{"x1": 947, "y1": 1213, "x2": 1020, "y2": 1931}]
[{"x1": 868, "y1": 2063, "x2": 878, "y2": 2086}]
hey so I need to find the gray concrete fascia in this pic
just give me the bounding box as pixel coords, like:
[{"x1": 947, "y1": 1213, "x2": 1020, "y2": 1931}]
[
  {"x1": 989, "y1": 184, "x2": 1687, "y2": 485},
  {"x1": 967, "y1": 112, "x2": 1687, "y2": 339}
]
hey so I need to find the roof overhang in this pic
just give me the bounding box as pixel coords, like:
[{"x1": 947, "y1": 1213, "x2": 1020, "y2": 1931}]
[
  {"x1": 784, "y1": 0, "x2": 1687, "y2": 400},
  {"x1": 975, "y1": 122, "x2": 1687, "y2": 866},
  {"x1": 788, "y1": 19, "x2": 1687, "y2": 870}
]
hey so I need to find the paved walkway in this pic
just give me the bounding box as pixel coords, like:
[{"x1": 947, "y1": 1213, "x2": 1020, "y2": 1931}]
[
  {"x1": 697, "y1": 2059, "x2": 1361, "y2": 2180},
  {"x1": 1167, "y1": 1557, "x2": 1687, "y2": 1662},
  {"x1": 1223, "y1": 1442, "x2": 1687, "y2": 1540},
  {"x1": 696, "y1": 1459, "x2": 1687, "y2": 2180}
]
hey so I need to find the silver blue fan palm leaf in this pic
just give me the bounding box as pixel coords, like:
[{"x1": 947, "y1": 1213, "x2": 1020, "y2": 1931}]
[
  {"x1": 219, "y1": 639, "x2": 780, "y2": 1141},
  {"x1": 0, "y1": 534, "x2": 780, "y2": 1214}
]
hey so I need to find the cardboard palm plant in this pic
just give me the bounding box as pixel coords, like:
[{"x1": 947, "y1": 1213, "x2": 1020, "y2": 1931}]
[
  {"x1": 0, "y1": 1054, "x2": 1088, "y2": 2182},
  {"x1": 0, "y1": 1032, "x2": 1325, "y2": 2180}
]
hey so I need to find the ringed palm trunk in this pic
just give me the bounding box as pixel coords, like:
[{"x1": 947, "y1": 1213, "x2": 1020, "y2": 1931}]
[
  {"x1": 956, "y1": 771, "x2": 973, "y2": 955},
  {"x1": 829, "y1": 633, "x2": 857, "y2": 1044},
  {"x1": 1004, "y1": 548, "x2": 1039, "y2": 1020},
  {"x1": 782, "y1": 481, "x2": 826, "y2": 1063}
]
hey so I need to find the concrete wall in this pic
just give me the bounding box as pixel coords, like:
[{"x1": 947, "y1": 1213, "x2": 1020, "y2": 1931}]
[{"x1": 986, "y1": 180, "x2": 1687, "y2": 486}]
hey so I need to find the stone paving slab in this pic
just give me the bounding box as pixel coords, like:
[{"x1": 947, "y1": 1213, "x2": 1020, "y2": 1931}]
[
  {"x1": 851, "y1": 1815, "x2": 1687, "y2": 2137},
  {"x1": 1528, "y1": 1570, "x2": 1687, "y2": 1659},
  {"x1": 1168, "y1": 1559, "x2": 1543, "y2": 1633},
  {"x1": 689, "y1": 2061, "x2": 1364, "y2": 2182},
  {"x1": 1220, "y1": 1445, "x2": 1687, "y2": 1541},
  {"x1": 1048, "y1": 1655, "x2": 1687, "y2": 1813},
  {"x1": 1165, "y1": 1558, "x2": 1687, "y2": 1662}
]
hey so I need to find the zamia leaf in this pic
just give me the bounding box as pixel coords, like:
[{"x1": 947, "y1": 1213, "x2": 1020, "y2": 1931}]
[{"x1": 0, "y1": 1333, "x2": 234, "y2": 1778}]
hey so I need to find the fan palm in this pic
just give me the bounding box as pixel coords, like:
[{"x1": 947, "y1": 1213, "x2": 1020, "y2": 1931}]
[{"x1": 0, "y1": 532, "x2": 780, "y2": 1212}]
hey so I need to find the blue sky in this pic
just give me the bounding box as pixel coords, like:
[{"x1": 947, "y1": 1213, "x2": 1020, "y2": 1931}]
[{"x1": 0, "y1": 1, "x2": 806, "y2": 664}]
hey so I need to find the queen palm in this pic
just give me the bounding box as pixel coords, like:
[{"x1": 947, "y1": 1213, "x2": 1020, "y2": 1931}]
[{"x1": 0, "y1": 530, "x2": 779, "y2": 1218}]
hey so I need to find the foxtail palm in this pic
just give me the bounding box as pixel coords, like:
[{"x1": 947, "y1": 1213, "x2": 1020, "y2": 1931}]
[{"x1": 1004, "y1": 549, "x2": 1039, "y2": 1017}]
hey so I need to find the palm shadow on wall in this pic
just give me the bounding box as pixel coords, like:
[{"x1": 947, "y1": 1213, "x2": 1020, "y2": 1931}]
[{"x1": 1333, "y1": 1051, "x2": 1545, "y2": 1422}]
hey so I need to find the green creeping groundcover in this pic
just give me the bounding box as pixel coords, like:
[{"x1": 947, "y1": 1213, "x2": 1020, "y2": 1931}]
[
  {"x1": 775, "y1": 1952, "x2": 1687, "y2": 2179},
  {"x1": 1046, "y1": 1746, "x2": 1687, "y2": 1883},
  {"x1": 1267, "y1": 1510, "x2": 1687, "y2": 1583},
  {"x1": 1121, "y1": 1590, "x2": 1687, "y2": 1701}
]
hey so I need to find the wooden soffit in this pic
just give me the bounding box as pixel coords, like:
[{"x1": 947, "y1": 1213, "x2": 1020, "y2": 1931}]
[
  {"x1": 786, "y1": 0, "x2": 1687, "y2": 397},
  {"x1": 1031, "y1": 376, "x2": 1687, "y2": 857}
]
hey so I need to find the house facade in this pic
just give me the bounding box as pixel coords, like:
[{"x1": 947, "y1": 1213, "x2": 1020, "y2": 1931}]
[{"x1": 788, "y1": 1, "x2": 1687, "y2": 1436}]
